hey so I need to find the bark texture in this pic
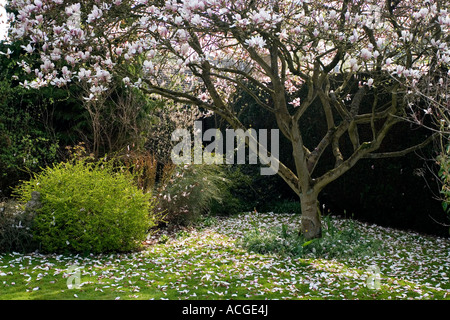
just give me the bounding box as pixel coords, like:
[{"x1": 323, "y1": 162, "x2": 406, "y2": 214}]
[{"x1": 300, "y1": 190, "x2": 322, "y2": 239}]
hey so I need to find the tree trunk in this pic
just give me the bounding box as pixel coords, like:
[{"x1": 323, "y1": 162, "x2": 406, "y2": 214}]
[{"x1": 300, "y1": 190, "x2": 322, "y2": 240}]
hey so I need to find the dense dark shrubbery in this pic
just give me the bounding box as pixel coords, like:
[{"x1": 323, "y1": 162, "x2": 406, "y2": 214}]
[
  {"x1": 0, "y1": 41, "x2": 85, "y2": 197},
  {"x1": 321, "y1": 149, "x2": 448, "y2": 236},
  {"x1": 263, "y1": 199, "x2": 302, "y2": 215},
  {"x1": 0, "y1": 76, "x2": 61, "y2": 198},
  {"x1": 208, "y1": 164, "x2": 295, "y2": 215},
  {"x1": 0, "y1": 97, "x2": 60, "y2": 198},
  {"x1": 434, "y1": 148, "x2": 450, "y2": 234},
  {"x1": 208, "y1": 165, "x2": 254, "y2": 215},
  {"x1": 13, "y1": 158, "x2": 159, "y2": 254},
  {"x1": 0, "y1": 199, "x2": 38, "y2": 253}
]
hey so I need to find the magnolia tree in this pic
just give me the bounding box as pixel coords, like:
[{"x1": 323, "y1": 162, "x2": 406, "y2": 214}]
[{"x1": 5, "y1": 0, "x2": 450, "y2": 239}]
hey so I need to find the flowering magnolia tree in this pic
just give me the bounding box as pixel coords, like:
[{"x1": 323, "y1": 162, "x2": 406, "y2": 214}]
[{"x1": 5, "y1": 0, "x2": 450, "y2": 239}]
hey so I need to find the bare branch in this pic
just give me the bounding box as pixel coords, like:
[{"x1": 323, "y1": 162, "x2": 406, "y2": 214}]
[{"x1": 363, "y1": 132, "x2": 439, "y2": 159}]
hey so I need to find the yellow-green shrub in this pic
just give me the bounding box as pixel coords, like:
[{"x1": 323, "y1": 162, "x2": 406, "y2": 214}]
[{"x1": 14, "y1": 158, "x2": 158, "y2": 254}]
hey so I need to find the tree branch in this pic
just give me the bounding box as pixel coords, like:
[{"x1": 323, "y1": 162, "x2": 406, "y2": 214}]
[{"x1": 363, "y1": 132, "x2": 438, "y2": 159}]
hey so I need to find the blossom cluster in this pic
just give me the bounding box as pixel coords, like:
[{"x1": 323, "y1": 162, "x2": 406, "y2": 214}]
[{"x1": 2, "y1": 0, "x2": 448, "y2": 111}]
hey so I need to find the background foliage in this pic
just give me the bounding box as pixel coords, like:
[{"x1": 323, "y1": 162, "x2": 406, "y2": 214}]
[
  {"x1": 0, "y1": 41, "x2": 62, "y2": 197},
  {"x1": 0, "y1": 199, "x2": 37, "y2": 253}
]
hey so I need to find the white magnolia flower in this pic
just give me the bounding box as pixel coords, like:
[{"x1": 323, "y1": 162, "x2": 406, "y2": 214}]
[
  {"x1": 21, "y1": 43, "x2": 34, "y2": 54},
  {"x1": 65, "y1": 55, "x2": 76, "y2": 65},
  {"x1": 103, "y1": 58, "x2": 114, "y2": 68},
  {"x1": 329, "y1": 10, "x2": 337, "y2": 20},
  {"x1": 122, "y1": 77, "x2": 131, "y2": 85},
  {"x1": 83, "y1": 93, "x2": 96, "y2": 102},
  {"x1": 373, "y1": 50, "x2": 380, "y2": 59},
  {"x1": 349, "y1": 58, "x2": 358, "y2": 71},
  {"x1": 143, "y1": 60, "x2": 154, "y2": 74},
  {"x1": 191, "y1": 14, "x2": 202, "y2": 25},
  {"x1": 360, "y1": 48, "x2": 372, "y2": 61},
  {"x1": 376, "y1": 38, "x2": 385, "y2": 49},
  {"x1": 61, "y1": 66, "x2": 71, "y2": 78},
  {"x1": 180, "y1": 43, "x2": 190, "y2": 56},
  {"x1": 395, "y1": 65, "x2": 405, "y2": 76},
  {"x1": 95, "y1": 68, "x2": 112, "y2": 82},
  {"x1": 90, "y1": 85, "x2": 108, "y2": 94},
  {"x1": 65, "y1": 3, "x2": 81, "y2": 16},
  {"x1": 79, "y1": 51, "x2": 90, "y2": 60},
  {"x1": 40, "y1": 59, "x2": 54, "y2": 72},
  {"x1": 78, "y1": 68, "x2": 91, "y2": 80},
  {"x1": 418, "y1": 8, "x2": 429, "y2": 19},
  {"x1": 0, "y1": 48, "x2": 13, "y2": 57},
  {"x1": 245, "y1": 35, "x2": 266, "y2": 49},
  {"x1": 50, "y1": 48, "x2": 62, "y2": 61}
]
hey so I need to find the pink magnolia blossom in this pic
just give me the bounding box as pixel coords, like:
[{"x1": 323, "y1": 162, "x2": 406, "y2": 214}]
[
  {"x1": 198, "y1": 92, "x2": 209, "y2": 102},
  {"x1": 180, "y1": 43, "x2": 190, "y2": 55},
  {"x1": 86, "y1": 5, "x2": 102, "y2": 24},
  {"x1": 40, "y1": 59, "x2": 54, "y2": 72},
  {"x1": 77, "y1": 68, "x2": 92, "y2": 81},
  {"x1": 360, "y1": 48, "x2": 372, "y2": 61},
  {"x1": 143, "y1": 60, "x2": 154, "y2": 74},
  {"x1": 94, "y1": 68, "x2": 112, "y2": 83},
  {"x1": 349, "y1": 58, "x2": 358, "y2": 71},
  {"x1": 290, "y1": 98, "x2": 301, "y2": 108}
]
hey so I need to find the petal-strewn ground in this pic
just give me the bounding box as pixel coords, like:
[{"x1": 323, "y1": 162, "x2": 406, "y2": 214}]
[{"x1": 1, "y1": 213, "x2": 449, "y2": 300}]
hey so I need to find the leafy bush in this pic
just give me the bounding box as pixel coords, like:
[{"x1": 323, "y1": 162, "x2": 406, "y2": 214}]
[
  {"x1": 0, "y1": 79, "x2": 60, "y2": 198},
  {"x1": 209, "y1": 165, "x2": 255, "y2": 215},
  {"x1": 300, "y1": 217, "x2": 383, "y2": 259},
  {"x1": 155, "y1": 162, "x2": 230, "y2": 226},
  {"x1": 437, "y1": 149, "x2": 450, "y2": 234},
  {"x1": 0, "y1": 41, "x2": 86, "y2": 198},
  {"x1": 264, "y1": 199, "x2": 302, "y2": 215},
  {"x1": 120, "y1": 149, "x2": 235, "y2": 226},
  {"x1": 239, "y1": 215, "x2": 383, "y2": 260},
  {"x1": 13, "y1": 158, "x2": 159, "y2": 254},
  {"x1": 0, "y1": 199, "x2": 38, "y2": 253}
]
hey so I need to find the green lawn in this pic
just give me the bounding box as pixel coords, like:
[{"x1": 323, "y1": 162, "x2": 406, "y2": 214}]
[{"x1": 1, "y1": 212, "x2": 449, "y2": 300}]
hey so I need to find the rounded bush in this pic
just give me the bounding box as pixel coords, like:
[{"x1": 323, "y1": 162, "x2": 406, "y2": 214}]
[{"x1": 14, "y1": 159, "x2": 157, "y2": 254}]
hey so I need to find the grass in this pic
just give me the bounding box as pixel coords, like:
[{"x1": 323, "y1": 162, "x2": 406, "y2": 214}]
[{"x1": 0, "y1": 212, "x2": 449, "y2": 300}]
